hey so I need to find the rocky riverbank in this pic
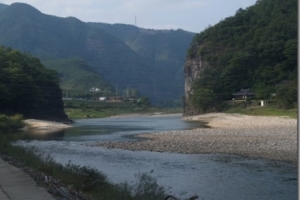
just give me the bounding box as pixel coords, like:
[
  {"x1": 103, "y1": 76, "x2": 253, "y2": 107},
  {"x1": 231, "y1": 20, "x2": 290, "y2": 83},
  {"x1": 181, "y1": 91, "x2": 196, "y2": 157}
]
[{"x1": 94, "y1": 113, "x2": 297, "y2": 164}]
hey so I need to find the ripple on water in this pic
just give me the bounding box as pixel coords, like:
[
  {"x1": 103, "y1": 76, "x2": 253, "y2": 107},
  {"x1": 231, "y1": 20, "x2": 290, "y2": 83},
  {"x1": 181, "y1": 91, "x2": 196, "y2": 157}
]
[{"x1": 14, "y1": 115, "x2": 297, "y2": 200}]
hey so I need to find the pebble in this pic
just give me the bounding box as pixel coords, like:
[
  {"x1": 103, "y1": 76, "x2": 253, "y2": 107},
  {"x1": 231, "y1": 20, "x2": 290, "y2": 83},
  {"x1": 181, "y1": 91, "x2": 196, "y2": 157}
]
[{"x1": 93, "y1": 113, "x2": 297, "y2": 164}]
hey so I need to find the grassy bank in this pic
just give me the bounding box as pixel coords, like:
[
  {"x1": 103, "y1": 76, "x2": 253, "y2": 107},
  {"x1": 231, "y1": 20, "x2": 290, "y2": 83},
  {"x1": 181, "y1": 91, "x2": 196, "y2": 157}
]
[
  {"x1": 0, "y1": 134, "x2": 167, "y2": 200},
  {"x1": 224, "y1": 106, "x2": 297, "y2": 118},
  {"x1": 64, "y1": 100, "x2": 182, "y2": 119}
]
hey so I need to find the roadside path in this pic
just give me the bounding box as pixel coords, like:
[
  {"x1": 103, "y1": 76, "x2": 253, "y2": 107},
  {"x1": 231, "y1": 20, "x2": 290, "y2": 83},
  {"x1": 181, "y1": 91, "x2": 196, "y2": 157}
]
[{"x1": 0, "y1": 158, "x2": 55, "y2": 200}]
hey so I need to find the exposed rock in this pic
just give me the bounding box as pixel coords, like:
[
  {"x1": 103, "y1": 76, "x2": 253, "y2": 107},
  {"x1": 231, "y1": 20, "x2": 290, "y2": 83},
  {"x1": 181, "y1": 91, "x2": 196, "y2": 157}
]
[{"x1": 183, "y1": 56, "x2": 209, "y2": 116}]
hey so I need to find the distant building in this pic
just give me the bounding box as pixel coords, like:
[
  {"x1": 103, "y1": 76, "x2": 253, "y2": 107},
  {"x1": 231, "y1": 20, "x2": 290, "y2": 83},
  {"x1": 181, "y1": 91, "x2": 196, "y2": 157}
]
[
  {"x1": 232, "y1": 89, "x2": 255, "y2": 100},
  {"x1": 108, "y1": 96, "x2": 123, "y2": 102},
  {"x1": 99, "y1": 97, "x2": 107, "y2": 101}
]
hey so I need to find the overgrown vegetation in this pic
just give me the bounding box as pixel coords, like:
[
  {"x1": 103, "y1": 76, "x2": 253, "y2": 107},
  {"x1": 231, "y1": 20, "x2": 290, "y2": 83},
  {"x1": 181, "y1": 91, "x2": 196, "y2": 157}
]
[
  {"x1": 0, "y1": 46, "x2": 67, "y2": 120},
  {"x1": 188, "y1": 0, "x2": 297, "y2": 112},
  {"x1": 0, "y1": 114, "x2": 24, "y2": 132},
  {"x1": 0, "y1": 134, "x2": 167, "y2": 200}
]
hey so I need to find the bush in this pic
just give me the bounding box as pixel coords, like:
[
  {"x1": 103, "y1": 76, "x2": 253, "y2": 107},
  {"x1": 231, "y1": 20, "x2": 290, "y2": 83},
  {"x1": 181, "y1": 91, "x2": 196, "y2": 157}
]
[
  {"x1": 0, "y1": 114, "x2": 24, "y2": 132},
  {"x1": 276, "y1": 81, "x2": 297, "y2": 109},
  {"x1": 115, "y1": 173, "x2": 166, "y2": 200}
]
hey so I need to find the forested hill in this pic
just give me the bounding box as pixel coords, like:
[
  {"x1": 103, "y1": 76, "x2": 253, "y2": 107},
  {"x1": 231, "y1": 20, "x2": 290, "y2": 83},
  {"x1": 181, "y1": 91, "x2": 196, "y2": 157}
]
[
  {"x1": 0, "y1": 47, "x2": 69, "y2": 121},
  {"x1": 42, "y1": 58, "x2": 111, "y2": 94},
  {"x1": 184, "y1": 0, "x2": 297, "y2": 114},
  {"x1": 90, "y1": 23, "x2": 195, "y2": 87},
  {"x1": 0, "y1": 3, "x2": 195, "y2": 104}
]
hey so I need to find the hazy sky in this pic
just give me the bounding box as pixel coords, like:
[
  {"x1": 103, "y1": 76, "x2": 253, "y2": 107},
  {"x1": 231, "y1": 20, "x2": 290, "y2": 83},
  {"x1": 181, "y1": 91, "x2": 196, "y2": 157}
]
[{"x1": 2, "y1": 0, "x2": 257, "y2": 33}]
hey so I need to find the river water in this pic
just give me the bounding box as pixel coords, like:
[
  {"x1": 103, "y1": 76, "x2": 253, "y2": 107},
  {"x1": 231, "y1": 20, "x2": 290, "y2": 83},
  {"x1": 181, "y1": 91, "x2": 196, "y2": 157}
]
[{"x1": 15, "y1": 114, "x2": 297, "y2": 200}]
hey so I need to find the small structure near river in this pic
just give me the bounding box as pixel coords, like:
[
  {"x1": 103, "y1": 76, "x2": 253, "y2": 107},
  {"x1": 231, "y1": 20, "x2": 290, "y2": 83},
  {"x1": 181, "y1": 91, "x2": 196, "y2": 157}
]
[{"x1": 232, "y1": 89, "x2": 255, "y2": 100}]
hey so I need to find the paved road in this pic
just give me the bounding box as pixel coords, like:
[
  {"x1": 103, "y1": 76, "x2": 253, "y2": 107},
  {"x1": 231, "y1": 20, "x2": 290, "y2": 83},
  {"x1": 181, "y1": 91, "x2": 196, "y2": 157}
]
[{"x1": 0, "y1": 158, "x2": 55, "y2": 200}]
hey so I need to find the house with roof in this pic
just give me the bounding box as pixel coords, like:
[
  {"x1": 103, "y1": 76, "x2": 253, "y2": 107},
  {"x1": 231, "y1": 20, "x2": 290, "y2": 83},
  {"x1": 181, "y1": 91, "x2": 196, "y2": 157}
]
[{"x1": 232, "y1": 89, "x2": 255, "y2": 100}]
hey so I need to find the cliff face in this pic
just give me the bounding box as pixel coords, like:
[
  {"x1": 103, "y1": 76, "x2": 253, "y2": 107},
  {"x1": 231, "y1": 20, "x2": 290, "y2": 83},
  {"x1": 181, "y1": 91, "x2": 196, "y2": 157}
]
[
  {"x1": 183, "y1": 56, "x2": 209, "y2": 116},
  {"x1": 27, "y1": 87, "x2": 70, "y2": 123}
]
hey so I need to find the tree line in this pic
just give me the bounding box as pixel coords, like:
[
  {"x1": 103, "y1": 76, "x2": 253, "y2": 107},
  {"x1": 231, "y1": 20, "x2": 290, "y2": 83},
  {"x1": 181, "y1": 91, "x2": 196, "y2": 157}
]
[
  {"x1": 188, "y1": 0, "x2": 297, "y2": 111},
  {"x1": 0, "y1": 46, "x2": 67, "y2": 120}
]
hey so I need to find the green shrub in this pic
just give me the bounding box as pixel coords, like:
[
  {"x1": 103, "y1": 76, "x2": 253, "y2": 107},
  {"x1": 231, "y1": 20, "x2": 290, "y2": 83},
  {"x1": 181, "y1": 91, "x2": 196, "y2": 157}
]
[
  {"x1": 0, "y1": 114, "x2": 24, "y2": 132},
  {"x1": 276, "y1": 81, "x2": 297, "y2": 109}
]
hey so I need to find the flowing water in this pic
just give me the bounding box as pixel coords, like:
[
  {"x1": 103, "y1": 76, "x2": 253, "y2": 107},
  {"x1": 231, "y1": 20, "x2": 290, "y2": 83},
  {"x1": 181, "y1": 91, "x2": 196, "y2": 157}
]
[{"x1": 15, "y1": 114, "x2": 297, "y2": 200}]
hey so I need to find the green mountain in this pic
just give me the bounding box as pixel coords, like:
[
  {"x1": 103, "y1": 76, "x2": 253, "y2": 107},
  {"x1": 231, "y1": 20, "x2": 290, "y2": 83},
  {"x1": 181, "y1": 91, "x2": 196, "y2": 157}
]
[
  {"x1": 90, "y1": 23, "x2": 195, "y2": 103},
  {"x1": 0, "y1": 3, "x2": 195, "y2": 104},
  {"x1": 184, "y1": 0, "x2": 297, "y2": 114},
  {"x1": 42, "y1": 58, "x2": 111, "y2": 95}
]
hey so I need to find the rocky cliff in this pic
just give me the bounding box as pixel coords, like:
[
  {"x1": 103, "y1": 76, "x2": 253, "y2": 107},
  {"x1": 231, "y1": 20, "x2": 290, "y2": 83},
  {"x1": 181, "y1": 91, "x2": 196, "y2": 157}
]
[
  {"x1": 183, "y1": 56, "x2": 209, "y2": 116},
  {"x1": 18, "y1": 84, "x2": 70, "y2": 123},
  {"x1": 29, "y1": 87, "x2": 70, "y2": 123}
]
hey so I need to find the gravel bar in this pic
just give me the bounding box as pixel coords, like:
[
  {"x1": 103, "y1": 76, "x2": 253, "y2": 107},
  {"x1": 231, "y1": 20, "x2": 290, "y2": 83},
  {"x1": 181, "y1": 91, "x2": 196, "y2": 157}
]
[{"x1": 93, "y1": 113, "x2": 297, "y2": 164}]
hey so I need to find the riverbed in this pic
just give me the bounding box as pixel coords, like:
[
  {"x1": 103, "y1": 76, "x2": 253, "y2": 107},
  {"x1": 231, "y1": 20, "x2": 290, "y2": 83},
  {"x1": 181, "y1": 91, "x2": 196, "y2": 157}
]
[{"x1": 15, "y1": 114, "x2": 297, "y2": 200}]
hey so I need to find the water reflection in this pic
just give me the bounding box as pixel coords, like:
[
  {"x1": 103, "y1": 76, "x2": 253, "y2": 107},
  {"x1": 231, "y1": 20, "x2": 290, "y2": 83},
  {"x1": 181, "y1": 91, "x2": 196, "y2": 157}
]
[{"x1": 14, "y1": 130, "x2": 66, "y2": 141}]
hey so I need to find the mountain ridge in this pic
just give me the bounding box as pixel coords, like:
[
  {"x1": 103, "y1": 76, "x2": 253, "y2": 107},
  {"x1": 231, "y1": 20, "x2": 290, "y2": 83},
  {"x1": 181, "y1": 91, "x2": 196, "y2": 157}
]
[{"x1": 0, "y1": 3, "x2": 194, "y2": 104}]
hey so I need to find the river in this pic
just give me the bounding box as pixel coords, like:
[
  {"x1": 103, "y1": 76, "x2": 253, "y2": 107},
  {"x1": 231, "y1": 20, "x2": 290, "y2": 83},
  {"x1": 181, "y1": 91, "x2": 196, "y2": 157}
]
[{"x1": 15, "y1": 114, "x2": 297, "y2": 200}]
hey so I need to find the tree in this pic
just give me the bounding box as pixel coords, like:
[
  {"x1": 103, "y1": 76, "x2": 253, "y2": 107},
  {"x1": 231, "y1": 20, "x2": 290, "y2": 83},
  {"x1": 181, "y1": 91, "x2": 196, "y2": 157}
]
[
  {"x1": 186, "y1": 0, "x2": 297, "y2": 111},
  {"x1": 275, "y1": 81, "x2": 297, "y2": 109},
  {"x1": 191, "y1": 88, "x2": 217, "y2": 112},
  {"x1": 0, "y1": 46, "x2": 66, "y2": 119}
]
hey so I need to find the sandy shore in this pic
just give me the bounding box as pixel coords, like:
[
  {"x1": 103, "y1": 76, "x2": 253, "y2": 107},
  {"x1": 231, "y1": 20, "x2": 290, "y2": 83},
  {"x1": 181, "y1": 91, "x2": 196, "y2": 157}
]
[
  {"x1": 94, "y1": 113, "x2": 297, "y2": 163},
  {"x1": 23, "y1": 119, "x2": 72, "y2": 134}
]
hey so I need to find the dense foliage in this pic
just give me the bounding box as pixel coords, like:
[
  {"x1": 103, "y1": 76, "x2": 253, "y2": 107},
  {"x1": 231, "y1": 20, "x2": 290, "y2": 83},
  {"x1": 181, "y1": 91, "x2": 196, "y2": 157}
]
[
  {"x1": 0, "y1": 114, "x2": 24, "y2": 132},
  {"x1": 188, "y1": 0, "x2": 297, "y2": 111},
  {"x1": 0, "y1": 46, "x2": 67, "y2": 119}
]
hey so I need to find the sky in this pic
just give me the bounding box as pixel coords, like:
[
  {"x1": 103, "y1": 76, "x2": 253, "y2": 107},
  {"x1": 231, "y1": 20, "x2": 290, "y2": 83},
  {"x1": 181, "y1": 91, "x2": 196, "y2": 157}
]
[{"x1": 1, "y1": 0, "x2": 257, "y2": 33}]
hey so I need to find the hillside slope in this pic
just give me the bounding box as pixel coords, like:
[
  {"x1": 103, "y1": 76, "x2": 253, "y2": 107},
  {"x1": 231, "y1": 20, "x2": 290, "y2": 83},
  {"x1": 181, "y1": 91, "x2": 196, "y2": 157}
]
[
  {"x1": 0, "y1": 3, "x2": 194, "y2": 104},
  {"x1": 42, "y1": 58, "x2": 111, "y2": 95},
  {"x1": 90, "y1": 23, "x2": 195, "y2": 104},
  {"x1": 183, "y1": 0, "x2": 297, "y2": 115}
]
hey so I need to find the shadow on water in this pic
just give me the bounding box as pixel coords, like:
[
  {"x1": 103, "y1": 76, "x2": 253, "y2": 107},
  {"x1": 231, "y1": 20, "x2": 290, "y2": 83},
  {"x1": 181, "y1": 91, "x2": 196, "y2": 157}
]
[{"x1": 7, "y1": 130, "x2": 66, "y2": 141}]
